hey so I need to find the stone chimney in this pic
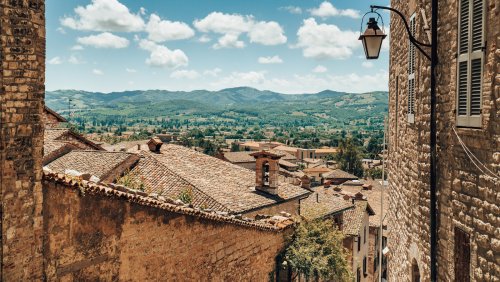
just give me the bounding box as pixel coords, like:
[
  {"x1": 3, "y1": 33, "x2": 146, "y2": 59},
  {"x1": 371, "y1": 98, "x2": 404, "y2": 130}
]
[
  {"x1": 300, "y1": 175, "x2": 311, "y2": 189},
  {"x1": 250, "y1": 151, "x2": 284, "y2": 195},
  {"x1": 147, "y1": 137, "x2": 163, "y2": 153}
]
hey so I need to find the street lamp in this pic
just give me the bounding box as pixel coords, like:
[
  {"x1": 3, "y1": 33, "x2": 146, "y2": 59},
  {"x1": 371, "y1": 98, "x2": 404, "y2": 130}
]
[
  {"x1": 359, "y1": 17, "x2": 386, "y2": 59},
  {"x1": 360, "y1": 3, "x2": 438, "y2": 282}
]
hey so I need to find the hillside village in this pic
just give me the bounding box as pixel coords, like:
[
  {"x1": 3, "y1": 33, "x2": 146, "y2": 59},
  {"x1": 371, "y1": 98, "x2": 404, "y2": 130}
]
[
  {"x1": 42, "y1": 106, "x2": 388, "y2": 280},
  {"x1": 1, "y1": 0, "x2": 498, "y2": 281}
]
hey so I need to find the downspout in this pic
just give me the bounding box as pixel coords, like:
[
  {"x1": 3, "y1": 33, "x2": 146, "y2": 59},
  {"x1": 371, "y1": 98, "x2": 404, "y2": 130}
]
[{"x1": 429, "y1": 0, "x2": 438, "y2": 280}]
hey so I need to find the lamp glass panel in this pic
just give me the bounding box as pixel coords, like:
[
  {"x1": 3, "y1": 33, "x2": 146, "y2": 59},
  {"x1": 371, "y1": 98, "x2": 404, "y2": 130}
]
[{"x1": 364, "y1": 36, "x2": 383, "y2": 59}]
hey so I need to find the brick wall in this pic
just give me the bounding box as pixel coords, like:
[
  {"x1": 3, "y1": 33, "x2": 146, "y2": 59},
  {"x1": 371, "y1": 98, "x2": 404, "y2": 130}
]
[
  {"x1": 387, "y1": 0, "x2": 499, "y2": 281},
  {"x1": 0, "y1": 0, "x2": 45, "y2": 280},
  {"x1": 42, "y1": 179, "x2": 288, "y2": 281}
]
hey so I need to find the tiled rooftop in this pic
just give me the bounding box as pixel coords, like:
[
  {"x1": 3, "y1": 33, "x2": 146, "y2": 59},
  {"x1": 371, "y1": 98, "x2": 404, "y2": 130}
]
[
  {"x1": 43, "y1": 172, "x2": 293, "y2": 232},
  {"x1": 342, "y1": 201, "x2": 369, "y2": 236},
  {"x1": 300, "y1": 186, "x2": 354, "y2": 220},
  {"x1": 323, "y1": 169, "x2": 359, "y2": 180},
  {"x1": 223, "y1": 150, "x2": 296, "y2": 164},
  {"x1": 44, "y1": 128, "x2": 102, "y2": 157},
  {"x1": 45, "y1": 150, "x2": 135, "y2": 180},
  {"x1": 138, "y1": 144, "x2": 310, "y2": 214}
]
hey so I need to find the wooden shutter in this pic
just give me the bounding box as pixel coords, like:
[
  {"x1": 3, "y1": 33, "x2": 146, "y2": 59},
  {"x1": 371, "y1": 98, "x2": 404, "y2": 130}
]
[
  {"x1": 457, "y1": 0, "x2": 484, "y2": 127},
  {"x1": 454, "y1": 227, "x2": 470, "y2": 281},
  {"x1": 408, "y1": 14, "x2": 416, "y2": 123}
]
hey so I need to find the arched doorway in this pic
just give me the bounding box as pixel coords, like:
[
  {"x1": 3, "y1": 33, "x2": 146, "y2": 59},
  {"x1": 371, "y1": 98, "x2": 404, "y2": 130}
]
[{"x1": 411, "y1": 259, "x2": 420, "y2": 282}]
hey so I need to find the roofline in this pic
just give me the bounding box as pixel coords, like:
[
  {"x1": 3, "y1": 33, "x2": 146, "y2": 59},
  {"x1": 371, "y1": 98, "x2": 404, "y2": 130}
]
[
  {"x1": 44, "y1": 106, "x2": 67, "y2": 122},
  {"x1": 238, "y1": 191, "x2": 312, "y2": 215},
  {"x1": 43, "y1": 172, "x2": 293, "y2": 232}
]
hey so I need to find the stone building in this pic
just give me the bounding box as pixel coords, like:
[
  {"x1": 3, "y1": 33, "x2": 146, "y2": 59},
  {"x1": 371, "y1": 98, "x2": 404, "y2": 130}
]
[
  {"x1": 386, "y1": 0, "x2": 499, "y2": 280},
  {"x1": 0, "y1": 2, "x2": 297, "y2": 280}
]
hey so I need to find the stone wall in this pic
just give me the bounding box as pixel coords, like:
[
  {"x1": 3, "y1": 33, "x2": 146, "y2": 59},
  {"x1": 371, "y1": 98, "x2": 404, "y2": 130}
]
[
  {"x1": 0, "y1": 0, "x2": 45, "y2": 280},
  {"x1": 244, "y1": 198, "x2": 301, "y2": 218},
  {"x1": 42, "y1": 178, "x2": 289, "y2": 281},
  {"x1": 387, "y1": 0, "x2": 499, "y2": 281}
]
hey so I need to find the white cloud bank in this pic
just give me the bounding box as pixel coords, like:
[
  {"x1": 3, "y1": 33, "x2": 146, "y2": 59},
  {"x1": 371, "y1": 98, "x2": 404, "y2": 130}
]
[
  {"x1": 146, "y1": 14, "x2": 195, "y2": 42},
  {"x1": 77, "y1": 32, "x2": 129, "y2": 48},
  {"x1": 310, "y1": 1, "x2": 360, "y2": 19},
  {"x1": 48, "y1": 57, "x2": 62, "y2": 65},
  {"x1": 313, "y1": 65, "x2": 328, "y2": 73},
  {"x1": 193, "y1": 12, "x2": 287, "y2": 49},
  {"x1": 295, "y1": 18, "x2": 359, "y2": 60},
  {"x1": 61, "y1": 0, "x2": 145, "y2": 32},
  {"x1": 170, "y1": 70, "x2": 200, "y2": 79},
  {"x1": 138, "y1": 39, "x2": 188, "y2": 68}
]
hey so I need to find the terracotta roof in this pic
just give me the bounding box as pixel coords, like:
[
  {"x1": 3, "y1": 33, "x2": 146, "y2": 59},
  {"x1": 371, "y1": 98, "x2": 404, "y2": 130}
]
[
  {"x1": 44, "y1": 128, "x2": 102, "y2": 153},
  {"x1": 279, "y1": 159, "x2": 298, "y2": 168},
  {"x1": 339, "y1": 179, "x2": 388, "y2": 228},
  {"x1": 342, "y1": 201, "x2": 369, "y2": 236},
  {"x1": 223, "y1": 151, "x2": 256, "y2": 163},
  {"x1": 138, "y1": 144, "x2": 310, "y2": 214},
  {"x1": 45, "y1": 151, "x2": 136, "y2": 181},
  {"x1": 129, "y1": 155, "x2": 231, "y2": 212},
  {"x1": 44, "y1": 106, "x2": 67, "y2": 122},
  {"x1": 300, "y1": 186, "x2": 354, "y2": 220},
  {"x1": 323, "y1": 169, "x2": 359, "y2": 180},
  {"x1": 273, "y1": 145, "x2": 299, "y2": 153},
  {"x1": 315, "y1": 148, "x2": 338, "y2": 154},
  {"x1": 342, "y1": 179, "x2": 364, "y2": 186},
  {"x1": 303, "y1": 167, "x2": 332, "y2": 173},
  {"x1": 43, "y1": 172, "x2": 293, "y2": 232}
]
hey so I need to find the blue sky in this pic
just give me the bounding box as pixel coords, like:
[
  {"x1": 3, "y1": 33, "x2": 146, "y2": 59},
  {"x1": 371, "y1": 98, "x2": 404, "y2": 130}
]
[{"x1": 46, "y1": 0, "x2": 390, "y2": 94}]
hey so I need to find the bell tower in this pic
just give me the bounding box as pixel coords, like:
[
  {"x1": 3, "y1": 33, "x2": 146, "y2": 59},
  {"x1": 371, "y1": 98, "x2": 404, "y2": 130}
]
[
  {"x1": 251, "y1": 151, "x2": 283, "y2": 195},
  {"x1": 0, "y1": 0, "x2": 45, "y2": 280}
]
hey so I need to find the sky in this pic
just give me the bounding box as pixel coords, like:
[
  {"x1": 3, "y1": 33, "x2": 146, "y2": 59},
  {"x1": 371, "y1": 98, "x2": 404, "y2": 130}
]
[{"x1": 46, "y1": 0, "x2": 390, "y2": 94}]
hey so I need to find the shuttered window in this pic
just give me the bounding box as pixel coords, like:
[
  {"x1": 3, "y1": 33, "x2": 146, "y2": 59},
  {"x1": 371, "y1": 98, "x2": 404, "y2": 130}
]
[
  {"x1": 408, "y1": 14, "x2": 416, "y2": 123},
  {"x1": 454, "y1": 227, "x2": 470, "y2": 281},
  {"x1": 457, "y1": 0, "x2": 484, "y2": 127}
]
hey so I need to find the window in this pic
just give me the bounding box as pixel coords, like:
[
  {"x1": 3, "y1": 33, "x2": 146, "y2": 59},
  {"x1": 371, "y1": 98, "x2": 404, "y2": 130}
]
[
  {"x1": 408, "y1": 13, "x2": 416, "y2": 123},
  {"x1": 457, "y1": 0, "x2": 484, "y2": 127},
  {"x1": 356, "y1": 268, "x2": 361, "y2": 282},
  {"x1": 412, "y1": 259, "x2": 420, "y2": 282},
  {"x1": 363, "y1": 256, "x2": 367, "y2": 275},
  {"x1": 357, "y1": 235, "x2": 361, "y2": 252},
  {"x1": 364, "y1": 226, "x2": 367, "y2": 244},
  {"x1": 262, "y1": 161, "x2": 270, "y2": 186},
  {"x1": 454, "y1": 227, "x2": 471, "y2": 281}
]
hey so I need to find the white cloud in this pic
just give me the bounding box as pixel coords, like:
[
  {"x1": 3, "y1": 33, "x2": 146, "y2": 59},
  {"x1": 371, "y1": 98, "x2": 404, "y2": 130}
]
[
  {"x1": 93, "y1": 69, "x2": 104, "y2": 75},
  {"x1": 48, "y1": 57, "x2": 62, "y2": 65},
  {"x1": 68, "y1": 55, "x2": 84, "y2": 64},
  {"x1": 213, "y1": 33, "x2": 245, "y2": 49},
  {"x1": 139, "y1": 7, "x2": 146, "y2": 15},
  {"x1": 362, "y1": 61, "x2": 374, "y2": 68},
  {"x1": 77, "y1": 32, "x2": 129, "y2": 49},
  {"x1": 313, "y1": 65, "x2": 328, "y2": 73},
  {"x1": 295, "y1": 18, "x2": 359, "y2": 60},
  {"x1": 280, "y1": 6, "x2": 302, "y2": 14},
  {"x1": 212, "y1": 71, "x2": 267, "y2": 88},
  {"x1": 248, "y1": 21, "x2": 287, "y2": 45},
  {"x1": 138, "y1": 39, "x2": 188, "y2": 68},
  {"x1": 194, "y1": 12, "x2": 287, "y2": 48},
  {"x1": 170, "y1": 69, "x2": 200, "y2": 79},
  {"x1": 198, "y1": 35, "x2": 211, "y2": 43},
  {"x1": 61, "y1": 0, "x2": 145, "y2": 32},
  {"x1": 258, "y1": 56, "x2": 283, "y2": 64},
  {"x1": 146, "y1": 14, "x2": 195, "y2": 42},
  {"x1": 56, "y1": 27, "x2": 66, "y2": 34},
  {"x1": 194, "y1": 12, "x2": 253, "y2": 35},
  {"x1": 126, "y1": 68, "x2": 137, "y2": 73},
  {"x1": 71, "y1": 45, "x2": 84, "y2": 50},
  {"x1": 310, "y1": 1, "x2": 360, "y2": 19},
  {"x1": 203, "y1": 68, "x2": 222, "y2": 77}
]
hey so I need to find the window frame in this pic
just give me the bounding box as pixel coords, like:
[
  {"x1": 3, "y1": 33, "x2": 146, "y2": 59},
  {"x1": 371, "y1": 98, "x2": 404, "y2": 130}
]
[
  {"x1": 407, "y1": 13, "x2": 417, "y2": 124},
  {"x1": 456, "y1": 0, "x2": 485, "y2": 128}
]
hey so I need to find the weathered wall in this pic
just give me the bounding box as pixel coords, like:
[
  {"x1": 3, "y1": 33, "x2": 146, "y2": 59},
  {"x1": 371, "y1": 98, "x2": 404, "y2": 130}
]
[
  {"x1": 0, "y1": 0, "x2": 45, "y2": 280},
  {"x1": 387, "y1": 0, "x2": 499, "y2": 281},
  {"x1": 43, "y1": 179, "x2": 288, "y2": 281}
]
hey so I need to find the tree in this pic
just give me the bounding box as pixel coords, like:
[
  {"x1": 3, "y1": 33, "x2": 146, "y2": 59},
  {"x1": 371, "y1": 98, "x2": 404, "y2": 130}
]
[
  {"x1": 230, "y1": 142, "x2": 240, "y2": 152},
  {"x1": 284, "y1": 219, "x2": 352, "y2": 281},
  {"x1": 336, "y1": 138, "x2": 364, "y2": 177},
  {"x1": 366, "y1": 136, "x2": 382, "y2": 159}
]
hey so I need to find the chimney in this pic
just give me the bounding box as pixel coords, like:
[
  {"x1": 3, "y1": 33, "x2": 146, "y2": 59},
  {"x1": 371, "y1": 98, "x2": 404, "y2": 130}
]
[
  {"x1": 300, "y1": 175, "x2": 311, "y2": 189},
  {"x1": 250, "y1": 150, "x2": 284, "y2": 195},
  {"x1": 355, "y1": 191, "x2": 364, "y2": 200},
  {"x1": 147, "y1": 137, "x2": 163, "y2": 153}
]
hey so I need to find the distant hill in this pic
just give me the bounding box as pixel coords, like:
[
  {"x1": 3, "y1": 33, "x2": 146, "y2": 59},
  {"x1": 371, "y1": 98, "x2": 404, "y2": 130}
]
[{"x1": 46, "y1": 87, "x2": 386, "y2": 111}]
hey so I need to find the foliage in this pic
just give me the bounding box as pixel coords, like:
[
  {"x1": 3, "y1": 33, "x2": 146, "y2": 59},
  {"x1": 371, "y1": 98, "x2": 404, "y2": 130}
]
[
  {"x1": 336, "y1": 138, "x2": 364, "y2": 177},
  {"x1": 284, "y1": 219, "x2": 352, "y2": 281},
  {"x1": 230, "y1": 142, "x2": 240, "y2": 152},
  {"x1": 117, "y1": 169, "x2": 146, "y2": 191},
  {"x1": 366, "y1": 136, "x2": 383, "y2": 159},
  {"x1": 367, "y1": 167, "x2": 387, "y2": 180},
  {"x1": 178, "y1": 188, "x2": 193, "y2": 204}
]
